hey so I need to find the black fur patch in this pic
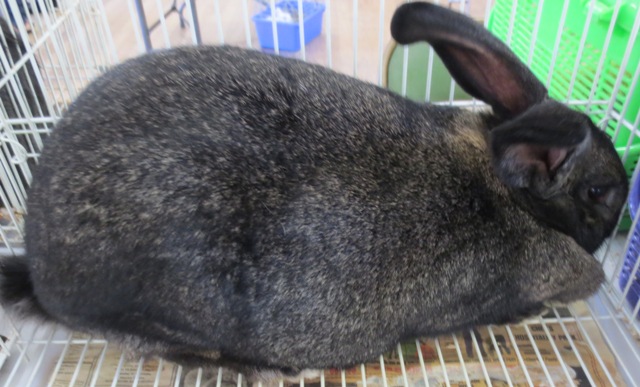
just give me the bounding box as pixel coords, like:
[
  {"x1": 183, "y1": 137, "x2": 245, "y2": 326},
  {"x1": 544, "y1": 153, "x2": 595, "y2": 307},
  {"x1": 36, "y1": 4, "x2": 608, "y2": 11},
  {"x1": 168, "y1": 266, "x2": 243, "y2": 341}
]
[{"x1": 0, "y1": 257, "x2": 50, "y2": 321}]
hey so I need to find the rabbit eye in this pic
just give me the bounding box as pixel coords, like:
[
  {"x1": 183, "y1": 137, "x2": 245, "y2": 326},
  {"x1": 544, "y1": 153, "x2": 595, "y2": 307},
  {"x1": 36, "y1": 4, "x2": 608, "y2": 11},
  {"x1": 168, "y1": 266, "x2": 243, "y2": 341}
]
[{"x1": 587, "y1": 186, "x2": 608, "y2": 203}]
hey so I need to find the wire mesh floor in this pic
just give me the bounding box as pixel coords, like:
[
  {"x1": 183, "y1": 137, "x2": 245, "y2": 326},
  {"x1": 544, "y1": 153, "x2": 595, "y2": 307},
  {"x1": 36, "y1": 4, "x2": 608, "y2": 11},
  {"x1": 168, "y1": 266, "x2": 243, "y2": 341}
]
[{"x1": 0, "y1": 298, "x2": 635, "y2": 387}]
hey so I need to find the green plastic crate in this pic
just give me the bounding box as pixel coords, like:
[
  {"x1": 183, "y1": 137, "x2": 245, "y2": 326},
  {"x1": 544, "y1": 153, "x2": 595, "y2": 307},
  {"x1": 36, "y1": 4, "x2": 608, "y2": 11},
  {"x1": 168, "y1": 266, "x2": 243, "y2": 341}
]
[{"x1": 488, "y1": 0, "x2": 640, "y2": 230}]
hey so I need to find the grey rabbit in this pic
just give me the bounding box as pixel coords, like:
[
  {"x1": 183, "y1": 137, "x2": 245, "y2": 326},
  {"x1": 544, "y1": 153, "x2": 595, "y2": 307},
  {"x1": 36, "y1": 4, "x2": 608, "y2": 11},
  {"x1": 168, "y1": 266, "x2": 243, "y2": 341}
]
[{"x1": 0, "y1": 2, "x2": 629, "y2": 382}]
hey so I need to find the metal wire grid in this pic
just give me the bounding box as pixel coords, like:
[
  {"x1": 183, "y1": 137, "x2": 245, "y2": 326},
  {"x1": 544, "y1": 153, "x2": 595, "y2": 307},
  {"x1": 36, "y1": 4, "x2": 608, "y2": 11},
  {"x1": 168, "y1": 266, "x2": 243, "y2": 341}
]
[
  {"x1": 0, "y1": 304, "x2": 629, "y2": 386},
  {"x1": 0, "y1": 0, "x2": 117, "y2": 256},
  {"x1": 0, "y1": 0, "x2": 638, "y2": 385}
]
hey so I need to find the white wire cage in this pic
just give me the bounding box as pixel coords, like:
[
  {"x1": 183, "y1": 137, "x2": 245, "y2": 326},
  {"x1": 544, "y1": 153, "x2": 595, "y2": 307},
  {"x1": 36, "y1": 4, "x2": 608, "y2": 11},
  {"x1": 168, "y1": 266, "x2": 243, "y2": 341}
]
[{"x1": 0, "y1": 0, "x2": 638, "y2": 386}]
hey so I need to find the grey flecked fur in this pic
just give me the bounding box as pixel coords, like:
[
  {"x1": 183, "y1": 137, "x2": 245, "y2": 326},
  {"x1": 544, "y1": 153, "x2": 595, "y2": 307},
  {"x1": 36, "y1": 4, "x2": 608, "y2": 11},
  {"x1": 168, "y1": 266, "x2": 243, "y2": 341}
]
[{"x1": 1, "y1": 2, "x2": 629, "y2": 381}]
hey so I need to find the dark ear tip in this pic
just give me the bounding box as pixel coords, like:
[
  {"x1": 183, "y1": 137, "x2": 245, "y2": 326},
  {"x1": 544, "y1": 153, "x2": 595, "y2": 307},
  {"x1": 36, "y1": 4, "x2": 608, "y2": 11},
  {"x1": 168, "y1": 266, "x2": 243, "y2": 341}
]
[{"x1": 390, "y1": 2, "x2": 434, "y2": 44}]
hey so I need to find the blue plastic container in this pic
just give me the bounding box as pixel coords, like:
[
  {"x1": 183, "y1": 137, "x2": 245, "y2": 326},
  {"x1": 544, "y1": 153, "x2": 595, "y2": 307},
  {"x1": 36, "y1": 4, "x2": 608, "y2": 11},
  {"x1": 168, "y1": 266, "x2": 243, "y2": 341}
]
[
  {"x1": 252, "y1": 1, "x2": 326, "y2": 52},
  {"x1": 619, "y1": 177, "x2": 640, "y2": 309}
]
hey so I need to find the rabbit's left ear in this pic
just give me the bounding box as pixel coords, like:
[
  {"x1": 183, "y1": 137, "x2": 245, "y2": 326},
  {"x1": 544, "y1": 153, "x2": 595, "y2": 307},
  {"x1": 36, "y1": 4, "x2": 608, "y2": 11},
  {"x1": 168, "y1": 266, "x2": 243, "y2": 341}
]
[
  {"x1": 390, "y1": 2, "x2": 547, "y2": 118},
  {"x1": 489, "y1": 101, "x2": 591, "y2": 194}
]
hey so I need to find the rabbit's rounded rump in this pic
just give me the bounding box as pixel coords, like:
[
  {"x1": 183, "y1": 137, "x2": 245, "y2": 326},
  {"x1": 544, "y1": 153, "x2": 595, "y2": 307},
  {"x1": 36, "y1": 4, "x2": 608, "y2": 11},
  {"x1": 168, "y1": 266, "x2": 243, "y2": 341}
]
[{"x1": 5, "y1": 2, "x2": 627, "y2": 379}]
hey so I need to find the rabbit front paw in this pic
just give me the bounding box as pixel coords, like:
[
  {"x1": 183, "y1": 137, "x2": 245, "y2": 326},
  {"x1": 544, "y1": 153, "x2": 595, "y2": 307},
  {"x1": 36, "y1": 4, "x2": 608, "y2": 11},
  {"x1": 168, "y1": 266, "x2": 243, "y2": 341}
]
[{"x1": 497, "y1": 303, "x2": 547, "y2": 325}]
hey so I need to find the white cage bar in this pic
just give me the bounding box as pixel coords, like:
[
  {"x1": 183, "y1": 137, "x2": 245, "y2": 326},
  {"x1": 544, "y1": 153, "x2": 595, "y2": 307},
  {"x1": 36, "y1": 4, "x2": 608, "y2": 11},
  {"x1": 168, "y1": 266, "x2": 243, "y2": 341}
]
[{"x1": 0, "y1": 0, "x2": 638, "y2": 386}]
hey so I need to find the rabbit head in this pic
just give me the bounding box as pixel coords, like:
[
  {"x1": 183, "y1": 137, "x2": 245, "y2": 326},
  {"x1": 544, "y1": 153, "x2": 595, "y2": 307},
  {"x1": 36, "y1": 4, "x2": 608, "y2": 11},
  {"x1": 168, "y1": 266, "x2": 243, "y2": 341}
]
[{"x1": 391, "y1": 2, "x2": 628, "y2": 254}]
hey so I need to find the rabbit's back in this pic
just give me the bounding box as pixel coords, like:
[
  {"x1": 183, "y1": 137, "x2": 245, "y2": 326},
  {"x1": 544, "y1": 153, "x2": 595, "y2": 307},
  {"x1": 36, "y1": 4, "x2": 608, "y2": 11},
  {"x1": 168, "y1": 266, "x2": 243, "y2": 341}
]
[{"x1": 25, "y1": 46, "x2": 514, "y2": 370}]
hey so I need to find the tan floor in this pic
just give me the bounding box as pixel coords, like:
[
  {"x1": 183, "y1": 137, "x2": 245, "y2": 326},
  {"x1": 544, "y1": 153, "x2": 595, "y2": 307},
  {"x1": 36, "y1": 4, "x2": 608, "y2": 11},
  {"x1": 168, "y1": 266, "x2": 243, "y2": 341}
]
[{"x1": 102, "y1": 0, "x2": 489, "y2": 84}]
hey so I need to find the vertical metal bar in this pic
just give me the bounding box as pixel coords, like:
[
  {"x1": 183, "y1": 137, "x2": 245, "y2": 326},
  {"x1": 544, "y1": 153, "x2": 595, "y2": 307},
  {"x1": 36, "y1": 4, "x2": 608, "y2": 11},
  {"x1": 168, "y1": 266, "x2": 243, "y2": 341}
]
[
  {"x1": 241, "y1": 0, "x2": 252, "y2": 48},
  {"x1": 0, "y1": 226, "x2": 16, "y2": 257},
  {"x1": 400, "y1": 0, "x2": 410, "y2": 96},
  {"x1": 425, "y1": 0, "x2": 440, "y2": 102},
  {"x1": 425, "y1": 45, "x2": 434, "y2": 102},
  {"x1": 550, "y1": 309, "x2": 598, "y2": 386},
  {"x1": 612, "y1": 63, "x2": 640, "y2": 144},
  {"x1": 598, "y1": 125, "x2": 640, "y2": 268},
  {"x1": 4, "y1": 0, "x2": 51, "y2": 143},
  {"x1": 523, "y1": 324, "x2": 555, "y2": 386},
  {"x1": 586, "y1": 0, "x2": 623, "y2": 113},
  {"x1": 19, "y1": 0, "x2": 36, "y2": 38},
  {"x1": 525, "y1": 0, "x2": 544, "y2": 66},
  {"x1": 186, "y1": 0, "x2": 202, "y2": 45},
  {"x1": 215, "y1": 367, "x2": 223, "y2": 387},
  {"x1": 78, "y1": 1, "x2": 107, "y2": 73},
  {"x1": 544, "y1": 0, "x2": 570, "y2": 89},
  {"x1": 566, "y1": 306, "x2": 618, "y2": 385},
  {"x1": 173, "y1": 366, "x2": 184, "y2": 387},
  {"x1": 505, "y1": 0, "x2": 518, "y2": 46},
  {"x1": 58, "y1": 19, "x2": 85, "y2": 96},
  {"x1": 469, "y1": 331, "x2": 491, "y2": 386},
  {"x1": 2, "y1": 324, "x2": 41, "y2": 387},
  {"x1": 377, "y1": 0, "x2": 384, "y2": 86},
  {"x1": 11, "y1": 4, "x2": 48, "y2": 125},
  {"x1": 152, "y1": 358, "x2": 164, "y2": 387},
  {"x1": 46, "y1": 331, "x2": 75, "y2": 387},
  {"x1": 34, "y1": 1, "x2": 70, "y2": 114},
  {"x1": 401, "y1": 46, "x2": 409, "y2": 96},
  {"x1": 434, "y1": 338, "x2": 451, "y2": 387},
  {"x1": 194, "y1": 368, "x2": 203, "y2": 387},
  {"x1": 70, "y1": 4, "x2": 98, "y2": 81},
  {"x1": 483, "y1": 0, "x2": 494, "y2": 27},
  {"x1": 608, "y1": 277, "x2": 640, "y2": 347},
  {"x1": 154, "y1": 0, "x2": 172, "y2": 48},
  {"x1": 89, "y1": 343, "x2": 109, "y2": 387},
  {"x1": 352, "y1": 0, "x2": 358, "y2": 77},
  {"x1": 630, "y1": 273, "x2": 640, "y2": 320},
  {"x1": 270, "y1": 0, "x2": 279, "y2": 54},
  {"x1": 96, "y1": 0, "x2": 119, "y2": 63},
  {"x1": 487, "y1": 327, "x2": 514, "y2": 386},
  {"x1": 617, "y1": 206, "x2": 640, "y2": 303},
  {"x1": 0, "y1": 136, "x2": 27, "y2": 209},
  {"x1": 109, "y1": 352, "x2": 127, "y2": 387},
  {"x1": 133, "y1": 0, "x2": 152, "y2": 52},
  {"x1": 82, "y1": 1, "x2": 103, "y2": 65},
  {"x1": 536, "y1": 318, "x2": 575, "y2": 385},
  {"x1": 396, "y1": 344, "x2": 410, "y2": 387},
  {"x1": 68, "y1": 338, "x2": 93, "y2": 387},
  {"x1": 24, "y1": 328, "x2": 57, "y2": 387},
  {"x1": 414, "y1": 340, "x2": 431, "y2": 387},
  {"x1": 451, "y1": 335, "x2": 471, "y2": 387},
  {"x1": 325, "y1": 0, "x2": 332, "y2": 68},
  {"x1": 505, "y1": 326, "x2": 534, "y2": 386},
  {"x1": 621, "y1": 109, "x2": 640, "y2": 163},
  {"x1": 448, "y1": 0, "x2": 467, "y2": 105},
  {"x1": 132, "y1": 357, "x2": 146, "y2": 387},
  {"x1": 213, "y1": 0, "x2": 224, "y2": 44},
  {"x1": 565, "y1": 0, "x2": 595, "y2": 100},
  {"x1": 298, "y1": 0, "x2": 306, "y2": 60},
  {"x1": 580, "y1": 302, "x2": 638, "y2": 385},
  {"x1": 0, "y1": 178, "x2": 23, "y2": 240}
]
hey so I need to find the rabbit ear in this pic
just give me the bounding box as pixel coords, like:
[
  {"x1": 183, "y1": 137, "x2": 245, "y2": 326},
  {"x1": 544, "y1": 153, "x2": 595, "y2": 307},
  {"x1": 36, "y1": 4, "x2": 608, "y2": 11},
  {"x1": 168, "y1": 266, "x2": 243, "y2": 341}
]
[
  {"x1": 390, "y1": 2, "x2": 547, "y2": 118},
  {"x1": 490, "y1": 101, "x2": 591, "y2": 194}
]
